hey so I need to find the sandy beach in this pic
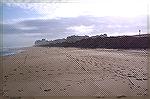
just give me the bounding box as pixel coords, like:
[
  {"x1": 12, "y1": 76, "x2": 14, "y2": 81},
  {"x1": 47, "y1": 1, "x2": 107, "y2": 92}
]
[{"x1": 0, "y1": 47, "x2": 148, "y2": 96}]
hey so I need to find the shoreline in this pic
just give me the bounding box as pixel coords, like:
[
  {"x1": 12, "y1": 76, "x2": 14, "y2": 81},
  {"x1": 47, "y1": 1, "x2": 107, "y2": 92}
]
[{"x1": 0, "y1": 48, "x2": 26, "y2": 56}]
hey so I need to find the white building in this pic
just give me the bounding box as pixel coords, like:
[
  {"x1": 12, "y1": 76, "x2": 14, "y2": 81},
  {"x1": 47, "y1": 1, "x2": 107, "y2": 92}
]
[
  {"x1": 35, "y1": 39, "x2": 50, "y2": 46},
  {"x1": 66, "y1": 35, "x2": 89, "y2": 43}
]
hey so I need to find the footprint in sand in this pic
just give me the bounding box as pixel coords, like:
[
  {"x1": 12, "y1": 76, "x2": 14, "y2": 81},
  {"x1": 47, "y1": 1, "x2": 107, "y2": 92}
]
[
  {"x1": 47, "y1": 74, "x2": 52, "y2": 75},
  {"x1": 60, "y1": 88, "x2": 66, "y2": 91},
  {"x1": 44, "y1": 89, "x2": 51, "y2": 92},
  {"x1": 19, "y1": 73, "x2": 23, "y2": 75},
  {"x1": 66, "y1": 84, "x2": 71, "y2": 87},
  {"x1": 18, "y1": 88, "x2": 24, "y2": 92}
]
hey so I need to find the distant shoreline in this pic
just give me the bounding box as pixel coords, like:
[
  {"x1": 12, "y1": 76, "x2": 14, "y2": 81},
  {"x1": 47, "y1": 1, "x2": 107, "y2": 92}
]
[{"x1": 0, "y1": 48, "x2": 25, "y2": 56}]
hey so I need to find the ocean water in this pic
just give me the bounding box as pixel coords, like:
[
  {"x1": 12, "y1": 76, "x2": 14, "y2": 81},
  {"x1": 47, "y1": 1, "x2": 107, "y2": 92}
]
[{"x1": 0, "y1": 48, "x2": 25, "y2": 56}]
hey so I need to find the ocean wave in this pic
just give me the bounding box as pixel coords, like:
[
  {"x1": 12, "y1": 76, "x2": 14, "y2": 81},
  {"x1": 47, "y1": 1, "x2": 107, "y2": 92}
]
[{"x1": 0, "y1": 48, "x2": 25, "y2": 56}]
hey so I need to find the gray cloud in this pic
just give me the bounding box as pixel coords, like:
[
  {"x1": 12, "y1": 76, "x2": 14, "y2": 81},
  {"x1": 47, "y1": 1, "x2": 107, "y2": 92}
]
[{"x1": 2, "y1": 15, "x2": 147, "y2": 37}]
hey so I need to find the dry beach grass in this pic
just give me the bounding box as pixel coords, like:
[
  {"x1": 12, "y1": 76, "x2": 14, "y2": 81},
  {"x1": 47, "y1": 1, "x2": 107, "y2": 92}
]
[{"x1": 0, "y1": 47, "x2": 148, "y2": 96}]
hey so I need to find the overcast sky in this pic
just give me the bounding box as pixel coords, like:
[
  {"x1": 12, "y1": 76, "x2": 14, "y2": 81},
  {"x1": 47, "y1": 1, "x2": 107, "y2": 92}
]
[{"x1": 1, "y1": 0, "x2": 148, "y2": 48}]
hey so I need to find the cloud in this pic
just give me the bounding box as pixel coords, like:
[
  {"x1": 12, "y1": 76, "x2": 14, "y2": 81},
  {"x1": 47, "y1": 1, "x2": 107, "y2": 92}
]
[
  {"x1": 67, "y1": 25, "x2": 94, "y2": 35},
  {"x1": 4, "y1": 0, "x2": 147, "y2": 19},
  {"x1": 1, "y1": 16, "x2": 147, "y2": 37},
  {"x1": 2, "y1": 0, "x2": 77, "y2": 3},
  {"x1": 2, "y1": 23, "x2": 22, "y2": 34}
]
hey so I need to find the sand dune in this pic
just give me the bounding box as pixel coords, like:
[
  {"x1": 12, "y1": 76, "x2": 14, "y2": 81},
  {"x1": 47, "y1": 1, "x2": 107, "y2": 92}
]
[{"x1": 1, "y1": 47, "x2": 148, "y2": 96}]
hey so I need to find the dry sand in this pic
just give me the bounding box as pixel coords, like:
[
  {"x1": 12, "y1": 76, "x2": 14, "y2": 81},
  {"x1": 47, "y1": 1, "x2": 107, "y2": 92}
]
[{"x1": 0, "y1": 47, "x2": 148, "y2": 96}]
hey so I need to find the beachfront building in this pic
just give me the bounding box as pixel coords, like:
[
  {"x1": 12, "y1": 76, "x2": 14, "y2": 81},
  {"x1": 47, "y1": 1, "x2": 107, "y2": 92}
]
[
  {"x1": 34, "y1": 35, "x2": 90, "y2": 46},
  {"x1": 35, "y1": 39, "x2": 50, "y2": 46},
  {"x1": 91, "y1": 34, "x2": 107, "y2": 39},
  {"x1": 52, "y1": 38, "x2": 66, "y2": 44},
  {"x1": 66, "y1": 35, "x2": 89, "y2": 43}
]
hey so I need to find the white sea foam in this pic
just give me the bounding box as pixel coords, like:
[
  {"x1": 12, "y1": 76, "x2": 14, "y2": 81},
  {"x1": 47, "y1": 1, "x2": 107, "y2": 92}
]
[{"x1": 0, "y1": 48, "x2": 25, "y2": 56}]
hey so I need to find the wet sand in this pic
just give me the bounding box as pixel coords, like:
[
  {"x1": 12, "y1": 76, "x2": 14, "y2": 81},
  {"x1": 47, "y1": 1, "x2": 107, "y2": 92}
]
[{"x1": 0, "y1": 47, "x2": 148, "y2": 96}]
